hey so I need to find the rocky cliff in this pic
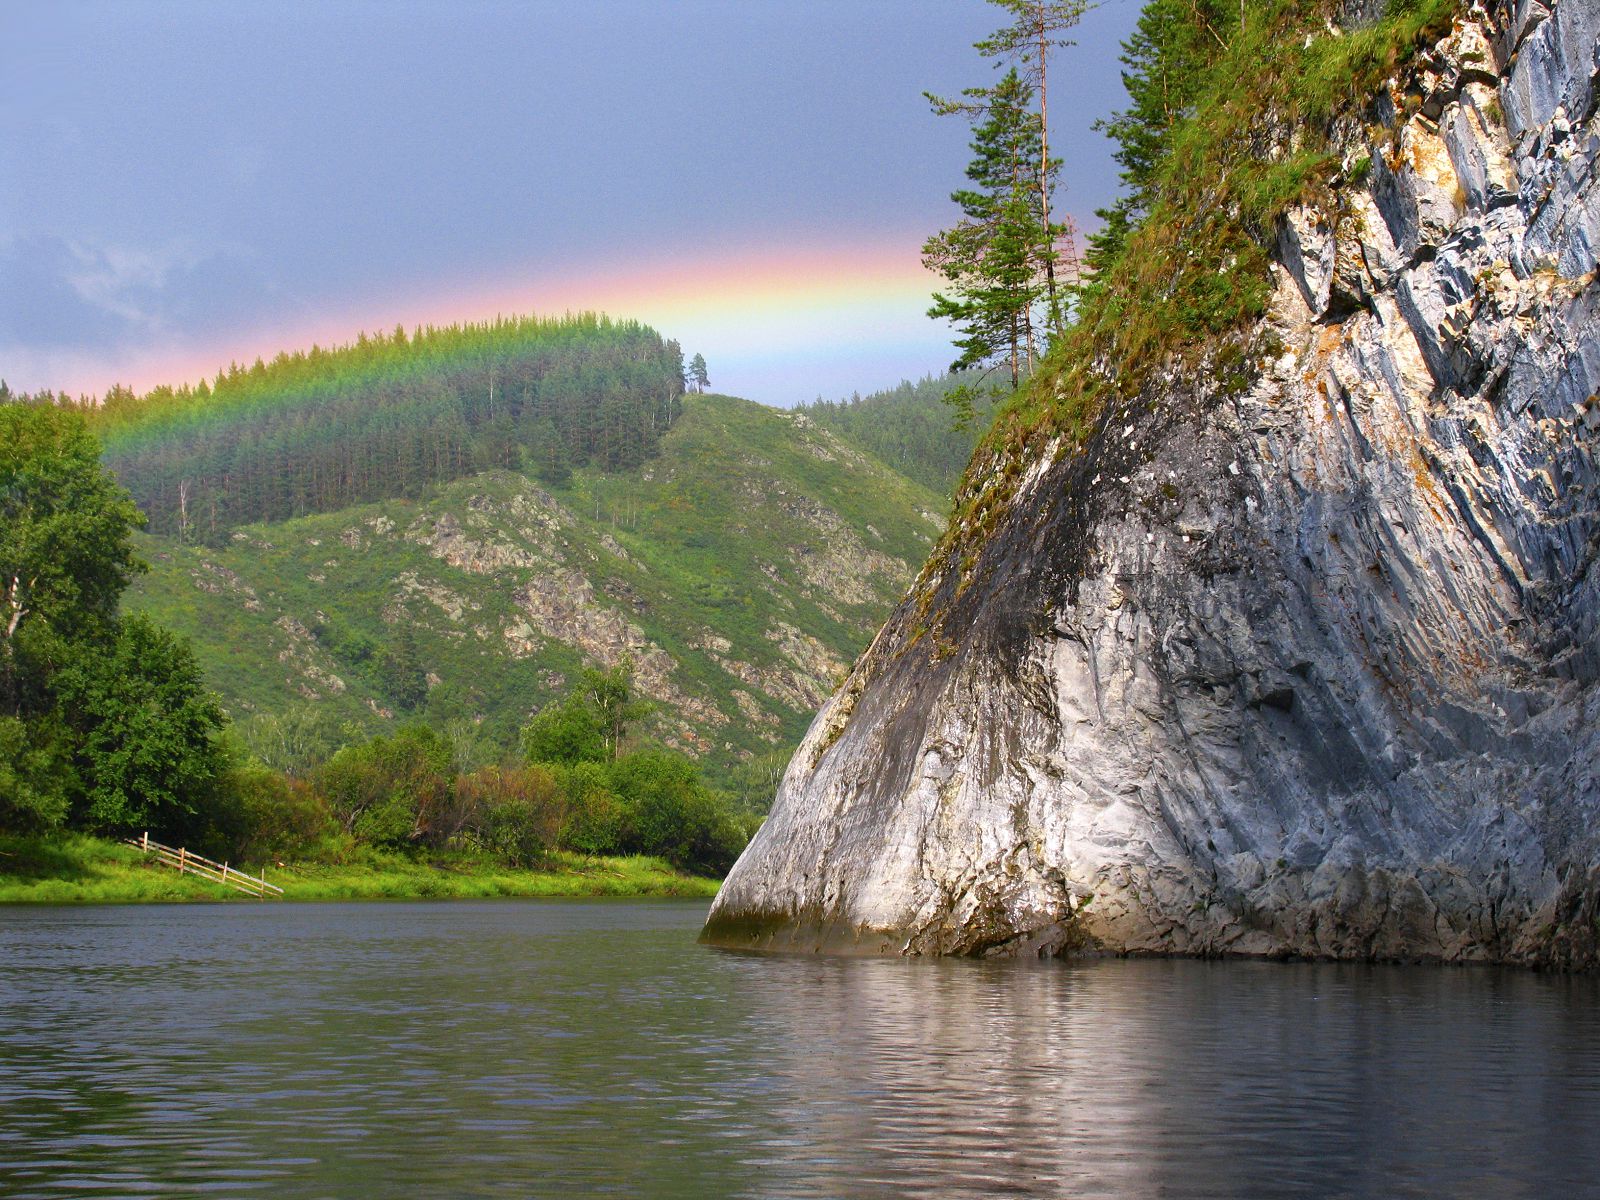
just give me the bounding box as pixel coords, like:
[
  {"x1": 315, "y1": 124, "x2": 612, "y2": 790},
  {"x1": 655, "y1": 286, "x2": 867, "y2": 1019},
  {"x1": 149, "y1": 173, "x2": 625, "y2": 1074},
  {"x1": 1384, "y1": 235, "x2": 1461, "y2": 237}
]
[{"x1": 704, "y1": 0, "x2": 1600, "y2": 967}]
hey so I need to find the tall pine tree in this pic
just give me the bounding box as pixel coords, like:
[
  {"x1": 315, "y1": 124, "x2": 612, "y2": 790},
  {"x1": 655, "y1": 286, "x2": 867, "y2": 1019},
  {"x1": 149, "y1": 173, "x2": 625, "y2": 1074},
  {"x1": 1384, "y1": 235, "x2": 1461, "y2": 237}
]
[
  {"x1": 973, "y1": 0, "x2": 1087, "y2": 336},
  {"x1": 923, "y1": 68, "x2": 1048, "y2": 403},
  {"x1": 1086, "y1": 0, "x2": 1237, "y2": 280}
]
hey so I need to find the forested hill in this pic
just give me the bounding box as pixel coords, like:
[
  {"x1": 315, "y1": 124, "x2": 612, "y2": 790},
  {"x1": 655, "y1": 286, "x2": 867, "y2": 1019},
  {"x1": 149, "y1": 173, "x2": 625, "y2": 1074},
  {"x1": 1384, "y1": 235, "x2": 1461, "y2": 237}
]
[
  {"x1": 75, "y1": 314, "x2": 686, "y2": 539},
  {"x1": 794, "y1": 372, "x2": 997, "y2": 497},
  {"x1": 125, "y1": 391, "x2": 946, "y2": 799}
]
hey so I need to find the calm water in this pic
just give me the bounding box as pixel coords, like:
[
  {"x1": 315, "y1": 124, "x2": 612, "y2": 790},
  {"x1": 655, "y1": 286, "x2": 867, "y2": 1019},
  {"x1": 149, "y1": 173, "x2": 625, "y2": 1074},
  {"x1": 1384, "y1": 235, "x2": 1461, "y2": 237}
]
[{"x1": 2, "y1": 901, "x2": 1598, "y2": 1199}]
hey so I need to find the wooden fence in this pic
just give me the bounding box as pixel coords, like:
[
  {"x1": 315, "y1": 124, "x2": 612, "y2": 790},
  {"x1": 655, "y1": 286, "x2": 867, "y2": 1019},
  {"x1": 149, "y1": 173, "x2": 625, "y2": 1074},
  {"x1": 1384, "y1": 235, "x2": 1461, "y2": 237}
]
[{"x1": 124, "y1": 832, "x2": 284, "y2": 899}]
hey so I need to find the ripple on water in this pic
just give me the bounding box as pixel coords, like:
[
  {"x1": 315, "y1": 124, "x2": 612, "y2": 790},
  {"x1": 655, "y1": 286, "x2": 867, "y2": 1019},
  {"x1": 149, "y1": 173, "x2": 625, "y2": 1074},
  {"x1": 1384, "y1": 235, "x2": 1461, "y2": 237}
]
[{"x1": 2, "y1": 902, "x2": 1598, "y2": 1199}]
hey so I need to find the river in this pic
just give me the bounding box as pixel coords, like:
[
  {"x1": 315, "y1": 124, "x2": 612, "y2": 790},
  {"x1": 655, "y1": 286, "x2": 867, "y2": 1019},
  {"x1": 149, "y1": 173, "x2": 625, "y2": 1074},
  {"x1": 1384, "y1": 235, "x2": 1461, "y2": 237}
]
[{"x1": 2, "y1": 900, "x2": 1597, "y2": 1198}]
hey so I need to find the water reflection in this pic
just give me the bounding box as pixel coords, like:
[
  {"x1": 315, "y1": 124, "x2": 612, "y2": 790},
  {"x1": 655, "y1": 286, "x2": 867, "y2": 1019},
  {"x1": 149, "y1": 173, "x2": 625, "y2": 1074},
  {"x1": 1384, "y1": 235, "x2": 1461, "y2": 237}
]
[
  {"x1": 1, "y1": 902, "x2": 1597, "y2": 1198},
  {"x1": 738, "y1": 955, "x2": 1600, "y2": 1198}
]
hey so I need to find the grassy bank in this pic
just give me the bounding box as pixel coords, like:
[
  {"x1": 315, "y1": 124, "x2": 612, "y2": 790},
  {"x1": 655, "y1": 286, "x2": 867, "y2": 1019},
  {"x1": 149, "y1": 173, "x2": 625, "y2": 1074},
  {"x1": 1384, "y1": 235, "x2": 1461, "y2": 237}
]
[{"x1": 0, "y1": 833, "x2": 721, "y2": 905}]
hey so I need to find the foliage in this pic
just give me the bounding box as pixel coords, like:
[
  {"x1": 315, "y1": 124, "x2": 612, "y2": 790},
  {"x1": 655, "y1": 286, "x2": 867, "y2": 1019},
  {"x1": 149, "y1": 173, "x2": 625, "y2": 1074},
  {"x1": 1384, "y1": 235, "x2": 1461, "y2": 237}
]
[
  {"x1": 122, "y1": 393, "x2": 946, "y2": 789},
  {"x1": 0, "y1": 402, "x2": 145, "y2": 715},
  {"x1": 236, "y1": 702, "x2": 351, "y2": 777},
  {"x1": 0, "y1": 715, "x2": 68, "y2": 832},
  {"x1": 520, "y1": 696, "x2": 608, "y2": 765},
  {"x1": 580, "y1": 659, "x2": 655, "y2": 760},
  {"x1": 607, "y1": 750, "x2": 748, "y2": 875},
  {"x1": 458, "y1": 764, "x2": 566, "y2": 865},
  {"x1": 212, "y1": 762, "x2": 333, "y2": 863},
  {"x1": 924, "y1": 68, "x2": 1049, "y2": 389},
  {"x1": 1086, "y1": 0, "x2": 1239, "y2": 271},
  {"x1": 316, "y1": 723, "x2": 453, "y2": 848},
  {"x1": 0, "y1": 832, "x2": 720, "y2": 903},
  {"x1": 795, "y1": 372, "x2": 999, "y2": 496},
  {"x1": 0, "y1": 403, "x2": 232, "y2": 844},
  {"x1": 688, "y1": 352, "x2": 710, "y2": 393},
  {"x1": 725, "y1": 748, "x2": 790, "y2": 815},
  {"x1": 550, "y1": 762, "x2": 625, "y2": 855},
  {"x1": 520, "y1": 672, "x2": 749, "y2": 872},
  {"x1": 925, "y1": 0, "x2": 1088, "y2": 385},
  {"x1": 30, "y1": 314, "x2": 688, "y2": 540},
  {"x1": 51, "y1": 614, "x2": 228, "y2": 838},
  {"x1": 941, "y1": 0, "x2": 1460, "y2": 573},
  {"x1": 376, "y1": 626, "x2": 428, "y2": 712},
  {"x1": 971, "y1": 0, "x2": 1090, "y2": 333}
]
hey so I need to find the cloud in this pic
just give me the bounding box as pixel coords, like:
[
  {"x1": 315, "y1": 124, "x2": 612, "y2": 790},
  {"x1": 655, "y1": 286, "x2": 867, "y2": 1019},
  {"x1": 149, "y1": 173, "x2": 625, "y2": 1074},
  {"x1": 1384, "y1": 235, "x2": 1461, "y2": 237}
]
[
  {"x1": 0, "y1": 233, "x2": 285, "y2": 355},
  {"x1": 0, "y1": 235, "x2": 134, "y2": 348}
]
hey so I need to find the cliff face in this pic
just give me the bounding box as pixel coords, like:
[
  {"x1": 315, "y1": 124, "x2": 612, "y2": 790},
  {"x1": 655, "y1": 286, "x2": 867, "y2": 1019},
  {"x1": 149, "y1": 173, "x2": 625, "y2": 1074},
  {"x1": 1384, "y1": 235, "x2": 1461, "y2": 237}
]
[{"x1": 704, "y1": 1, "x2": 1600, "y2": 967}]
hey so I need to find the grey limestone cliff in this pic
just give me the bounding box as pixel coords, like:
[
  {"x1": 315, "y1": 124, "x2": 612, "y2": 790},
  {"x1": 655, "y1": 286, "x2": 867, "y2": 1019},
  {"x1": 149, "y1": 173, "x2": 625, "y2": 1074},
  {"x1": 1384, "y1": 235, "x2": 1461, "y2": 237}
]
[{"x1": 704, "y1": 0, "x2": 1600, "y2": 967}]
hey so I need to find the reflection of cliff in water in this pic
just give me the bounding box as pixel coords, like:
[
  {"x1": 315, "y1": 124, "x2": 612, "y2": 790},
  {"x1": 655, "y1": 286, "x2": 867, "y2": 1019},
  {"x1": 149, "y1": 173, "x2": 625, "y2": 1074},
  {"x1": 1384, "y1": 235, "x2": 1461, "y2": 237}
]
[{"x1": 734, "y1": 953, "x2": 1600, "y2": 1197}]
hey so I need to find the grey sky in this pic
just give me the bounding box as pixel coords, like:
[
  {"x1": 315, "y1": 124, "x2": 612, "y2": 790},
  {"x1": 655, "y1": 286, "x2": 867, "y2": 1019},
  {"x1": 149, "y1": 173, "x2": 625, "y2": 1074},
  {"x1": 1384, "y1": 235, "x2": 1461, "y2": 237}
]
[{"x1": 1, "y1": 0, "x2": 1142, "y2": 405}]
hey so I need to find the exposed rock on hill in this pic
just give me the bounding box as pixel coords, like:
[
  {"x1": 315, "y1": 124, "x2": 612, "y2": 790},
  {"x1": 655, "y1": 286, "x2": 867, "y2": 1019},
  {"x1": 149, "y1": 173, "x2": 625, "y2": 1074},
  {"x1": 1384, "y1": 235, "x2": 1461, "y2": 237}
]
[
  {"x1": 705, "y1": 2, "x2": 1600, "y2": 967},
  {"x1": 128, "y1": 395, "x2": 945, "y2": 770}
]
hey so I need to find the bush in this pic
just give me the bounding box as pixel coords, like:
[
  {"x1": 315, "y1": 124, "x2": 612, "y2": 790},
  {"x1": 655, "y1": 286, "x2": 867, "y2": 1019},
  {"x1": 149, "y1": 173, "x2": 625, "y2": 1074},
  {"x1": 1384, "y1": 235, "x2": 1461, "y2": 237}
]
[
  {"x1": 0, "y1": 715, "x2": 69, "y2": 832},
  {"x1": 520, "y1": 696, "x2": 607, "y2": 765},
  {"x1": 213, "y1": 762, "x2": 334, "y2": 863},
  {"x1": 52, "y1": 614, "x2": 227, "y2": 841},
  {"x1": 459, "y1": 765, "x2": 566, "y2": 865},
  {"x1": 316, "y1": 724, "x2": 451, "y2": 849},
  {"x1": 554, "y1": 761, "x2": 625, "y2": 855},
  {"x1": 607, "y1": 751, "x2": 748, "y2": 874}
]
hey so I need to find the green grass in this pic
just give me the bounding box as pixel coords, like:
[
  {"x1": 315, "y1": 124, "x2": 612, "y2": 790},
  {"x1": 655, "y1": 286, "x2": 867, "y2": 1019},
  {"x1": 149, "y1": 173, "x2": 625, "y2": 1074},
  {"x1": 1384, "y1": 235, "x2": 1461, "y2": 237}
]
[{"x1": 0, "y1": 833, "x2": 720, "y2": 905}]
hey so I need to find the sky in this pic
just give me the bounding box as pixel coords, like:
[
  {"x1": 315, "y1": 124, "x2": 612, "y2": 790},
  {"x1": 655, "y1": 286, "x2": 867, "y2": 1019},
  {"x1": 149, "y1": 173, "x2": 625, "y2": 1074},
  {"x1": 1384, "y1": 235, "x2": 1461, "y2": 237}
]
[{"x1": 0, "y1": 0, "x2": 1143, "y2": 407}]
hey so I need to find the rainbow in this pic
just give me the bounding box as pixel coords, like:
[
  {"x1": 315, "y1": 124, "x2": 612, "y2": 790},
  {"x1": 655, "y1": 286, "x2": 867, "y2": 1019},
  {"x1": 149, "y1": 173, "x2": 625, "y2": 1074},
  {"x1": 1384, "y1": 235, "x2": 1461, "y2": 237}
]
[{"x1": 51, "y1": 233, "x2": 957, "y2": 407}]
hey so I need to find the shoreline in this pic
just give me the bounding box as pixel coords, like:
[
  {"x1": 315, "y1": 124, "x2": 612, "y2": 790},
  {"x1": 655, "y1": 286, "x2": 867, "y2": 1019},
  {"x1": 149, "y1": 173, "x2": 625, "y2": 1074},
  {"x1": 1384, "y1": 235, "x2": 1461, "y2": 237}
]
[{"x1": 0, "y1": 834, "x2": 721, "y2": 906}]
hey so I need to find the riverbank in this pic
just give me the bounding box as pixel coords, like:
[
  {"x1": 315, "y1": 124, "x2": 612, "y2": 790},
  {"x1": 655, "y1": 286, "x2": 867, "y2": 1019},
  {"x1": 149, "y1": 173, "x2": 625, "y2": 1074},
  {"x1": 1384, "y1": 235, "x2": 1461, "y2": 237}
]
[{"x1": 0, "y1": 833, "x2": 722, "y2": 904}]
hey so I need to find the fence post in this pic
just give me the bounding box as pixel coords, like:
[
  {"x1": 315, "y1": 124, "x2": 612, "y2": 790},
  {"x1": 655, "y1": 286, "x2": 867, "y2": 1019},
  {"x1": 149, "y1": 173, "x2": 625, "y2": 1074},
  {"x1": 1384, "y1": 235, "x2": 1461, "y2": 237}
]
[
  {"x1": 142, "y1": 831, "x2": 149, "y2": 852},
  {"x1": 178, "y1": 846, "x2": 187, "y2": 875},
  {"x1": 222, "y1": 861, "x2": 229, "y2": 886}
]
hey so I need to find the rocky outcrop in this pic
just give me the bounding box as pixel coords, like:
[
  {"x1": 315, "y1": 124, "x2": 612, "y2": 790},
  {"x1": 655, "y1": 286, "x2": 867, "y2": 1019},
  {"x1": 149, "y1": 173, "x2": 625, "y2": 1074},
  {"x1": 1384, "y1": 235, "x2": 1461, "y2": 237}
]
[{"x1": 704, "y1": 1, "x2": 1600, "y2": 967}]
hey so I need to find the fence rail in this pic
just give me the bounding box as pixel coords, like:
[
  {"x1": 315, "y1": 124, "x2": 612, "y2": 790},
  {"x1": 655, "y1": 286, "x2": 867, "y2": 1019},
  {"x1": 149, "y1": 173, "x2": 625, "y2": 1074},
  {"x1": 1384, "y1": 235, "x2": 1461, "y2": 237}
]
[{"x1": 124, "y1": 833, "x2": 283, "y2": 899}]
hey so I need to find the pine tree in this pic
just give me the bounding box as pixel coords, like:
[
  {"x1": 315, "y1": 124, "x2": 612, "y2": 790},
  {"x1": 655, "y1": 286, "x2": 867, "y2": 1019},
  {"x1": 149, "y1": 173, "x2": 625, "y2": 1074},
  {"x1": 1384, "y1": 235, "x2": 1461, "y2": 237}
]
[
  {"x1": 688, "y1": 353, "x2": 710, "y2": 393},
  {"x1": 972, "y1": 0, "x2": 1087, "y2": 336},
  {"x1": 1087, "y1": 0, "x2": 1236, "y2": 278},
  {"x1": 377, "y1": 626, "x2": 428, "y2": 713},
  {"x1": 922, "y1": 69, "x2": 1047, "y2": 397}
]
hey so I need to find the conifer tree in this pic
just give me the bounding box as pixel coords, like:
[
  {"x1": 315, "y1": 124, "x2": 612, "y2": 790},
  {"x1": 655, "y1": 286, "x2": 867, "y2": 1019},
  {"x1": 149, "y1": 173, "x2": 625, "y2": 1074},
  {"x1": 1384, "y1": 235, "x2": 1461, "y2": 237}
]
[
  {"x1": 1087, "y1": 0, "x2": 1236, "y2": 279},
  {"x1": 688, "y1": 353, "x2": 710, "y2": 393},
  {"x1": 973, "y1": 0, "x2": 1087, "y2": 335},
  {"x1": 922, "y1": 68, "x2": 1047, "y2": 401}
]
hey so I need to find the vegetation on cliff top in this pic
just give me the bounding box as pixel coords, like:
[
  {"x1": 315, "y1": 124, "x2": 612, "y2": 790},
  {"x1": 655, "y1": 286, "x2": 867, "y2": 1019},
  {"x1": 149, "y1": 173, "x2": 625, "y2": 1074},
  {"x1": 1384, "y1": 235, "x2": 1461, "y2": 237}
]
[{"x1": 940, "y1": 0, "x2": 1459, "y2": 563}]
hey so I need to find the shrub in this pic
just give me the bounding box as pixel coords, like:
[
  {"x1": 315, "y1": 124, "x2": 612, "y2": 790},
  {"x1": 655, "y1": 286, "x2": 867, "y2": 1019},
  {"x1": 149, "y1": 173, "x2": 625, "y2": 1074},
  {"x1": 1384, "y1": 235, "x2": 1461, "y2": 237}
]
[
  {"x1": 316, "y1": 724, "x2": 451, "y2": 849},
  {"x1": 554, "y1": 761, "x2": 625, "y2": 855},
  {"x1": 457, "y1": 765, "x2": 566, "y2": 865},
  {"x1": 214, "y1": 762, "x2": 334, "y2": 863},
  {"x1": 607, "y1": 751, "x2": 748, "y2": 874},
  {"x1": 0, "y1": 715, "x2": 69, "y2": 832},
  {"x1": 520, "y1": 696, "x2": 607, "y2": 765},
  {"x1": 52, "y1": 613, "x2": 227, "y2": 842}
]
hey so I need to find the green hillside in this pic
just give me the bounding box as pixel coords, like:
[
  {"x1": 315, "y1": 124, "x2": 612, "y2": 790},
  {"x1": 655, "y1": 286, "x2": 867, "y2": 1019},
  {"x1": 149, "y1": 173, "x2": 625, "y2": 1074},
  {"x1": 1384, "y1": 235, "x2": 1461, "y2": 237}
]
[
  {"x1": 796, "y1": 371, "x2": 998, "y2": 497},
  {"x1": 126, "y1": 392, "x2": 946, "y2": 794}
]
